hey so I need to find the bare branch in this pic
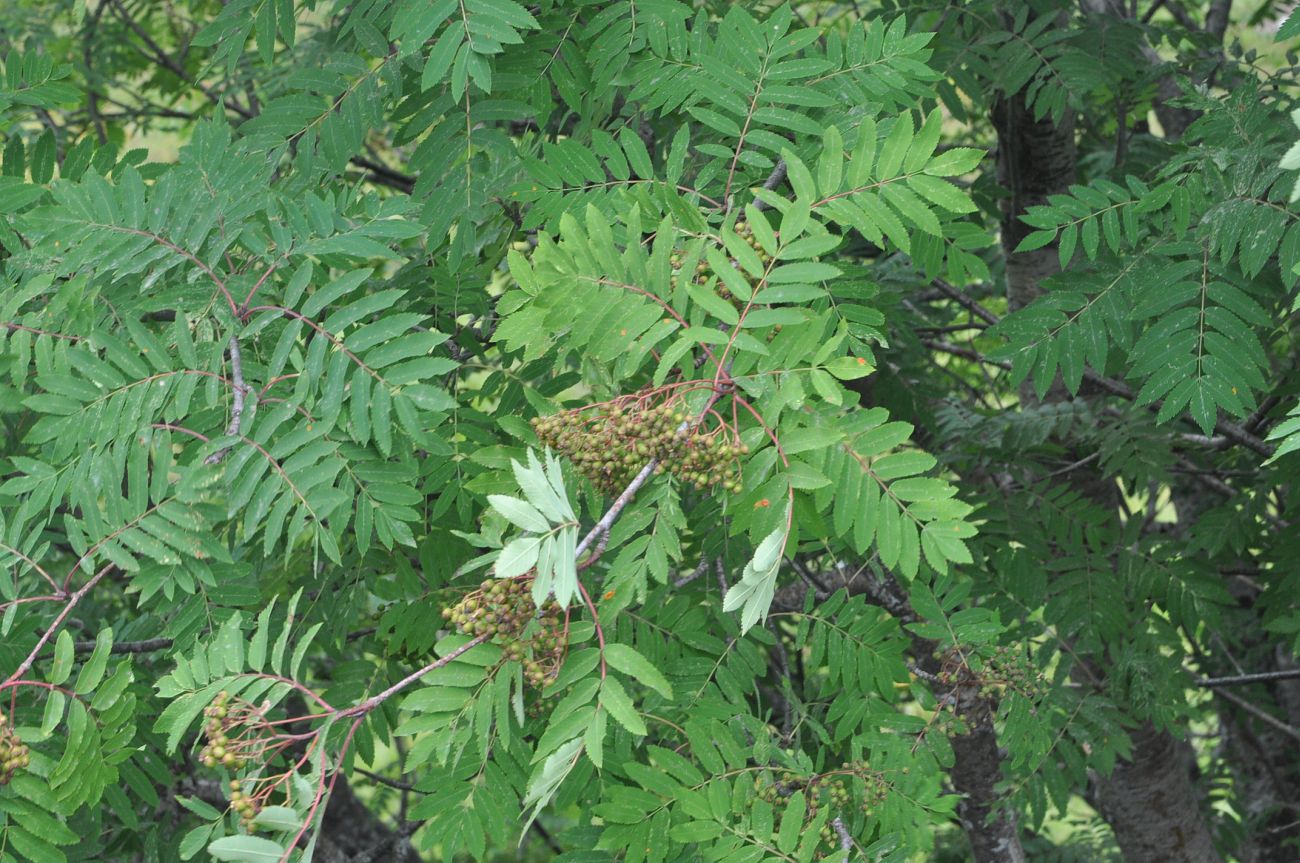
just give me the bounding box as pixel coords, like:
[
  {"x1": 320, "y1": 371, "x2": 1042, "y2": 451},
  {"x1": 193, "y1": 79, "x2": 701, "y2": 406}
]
[
  {"x1": 206, "y1": 334, "x2": 251, "y2": 465},
  {"x1": 1199, "y1": 668, "x2": 1300, "y2": 688},
  {"x1": 5, "y1": 564, "x2": 114, "y2": 685},
  {"x1": 831, "y1": 816, "x2": 852, "y2": 851},
  {"x1": 1211, "y1": 686, "x2": 1300, "y2": 744},
  {"x1": 73, "y1": 637, "x2": 173, "y2": 655},
  {"x1": 575, "y1": 459, "x2": 658, "y2": 558},
  {"x1": 750, "y1": 159, "x2": 788, "y2": 212},
  {"x1": 341, "y1": 634, "x2": 489, "y2": 717}
]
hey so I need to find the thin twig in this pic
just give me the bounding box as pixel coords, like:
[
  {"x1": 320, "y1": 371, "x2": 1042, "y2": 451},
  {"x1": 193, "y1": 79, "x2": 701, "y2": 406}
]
[
  {"x1": 73, "y1": 637, "x2": 173, "y2": 655},
  {"x1": 924, "y1": 338, "x2": 1010, "y2": 368},
  {"x1": 1211, "y1": 687, "x2": 1300, "y2": 744},
  {"x1": 831, "y1": 816, "x2": 852, "y2": 851},
  {"x1": 5, "y1": 565, "x2": 114, "y2": 684},
  {"x1": 931, "y1": 279, "x2": 1000, "y2": 326},
  {"x1": 1199, "y1": 668, "x2": 1300, "y2": 688},
  {"x1": 355, "y1": 767, "x2": 416, "y2": 791},
  {"x1": 1174, "y1": 455, "x2": 1239, "y2": 499},
  {"x1": 340, "y1": 634, "x2": 489, "y2": 717},
  {"x1": 1045, "y1": 452, "x2": 1100, "y2": 478},
  {"x1": 923, "y1": 334, "x2": 1276, "y2": 458},
  {"x1": 1141, "y1": 0, "x2": 1169, "y2": 24},
  {"x1": 107, "y1": 0, "x2": 416, "y2": 192},
  {"x1": 577, "y1": 529, "x2": 610, "y2": 571},
  {"x1": 206, "y1": 335, "x2": 250, "y2": 465},
  {"x1": 750, "y1": 159, "x2": 788, "y2": 212},
  {"x1": 673, "y1": 556, "x2": 711, "y2": 588}
]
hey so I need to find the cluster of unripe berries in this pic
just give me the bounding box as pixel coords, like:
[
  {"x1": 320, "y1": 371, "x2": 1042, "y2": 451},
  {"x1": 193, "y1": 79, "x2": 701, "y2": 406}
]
[
  {"x1": 227, "y1": 779, "x2": 262, "y2": 832},
  {"x1": 198, "y1": 690, "x2": 248, "y2": 771},
  {"x1": 753, "y1": 762, "x2": 896, "y2": 854},
  {"x1": 933, "y1": 645, "x2": 1049, "y2": 704},
  {"x1": 443, "y1": 578, "x2": 565, "y2": 688},
  {"x1": 669, "y1": 220, "x2": 776, "y2": 311},
  {"x1": 985, "y1": 645, "x2": 1050, "y2": 701},
  {"x1": 0, "y1": 711, "x2": 29, "y2": 785},
  {"x1": 530, "y1": 394, "x2": 747, "y2": 496}
]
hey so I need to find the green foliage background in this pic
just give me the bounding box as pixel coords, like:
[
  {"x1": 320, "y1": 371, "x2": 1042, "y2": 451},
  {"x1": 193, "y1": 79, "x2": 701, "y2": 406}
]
[{"x1": 0, "y1": 0, "x2": 1297, "y2": 861}]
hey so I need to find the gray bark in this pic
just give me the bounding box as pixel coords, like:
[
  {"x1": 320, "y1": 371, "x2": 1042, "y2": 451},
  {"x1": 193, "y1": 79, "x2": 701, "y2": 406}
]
[
  {"x1": 948, "y1": 704, "x2": 1028, "y2": 863},
  {"x1": 992, "y1": 86, "x2": 1223, "y2": 863},
  {"x1": 316, "y1": 773, "x2": 418, "y2": 862},
  {"x1": 1094, "y1": 722, "x2": 1223, "y2": 863}
]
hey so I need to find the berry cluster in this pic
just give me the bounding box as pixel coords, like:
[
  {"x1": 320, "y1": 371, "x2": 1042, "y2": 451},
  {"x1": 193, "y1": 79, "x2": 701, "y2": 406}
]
[
  {"x1": 530, "y1": 392, "x2": 747, "y2": 496},
  {"x1": 443, "y1": 578, "x2": 566, "y2": 688},
  {"x1": 933, "y1": 645, "x2": 1049, "y2": 704},
  {"x1": 0, "y1": 711, "x2": 29, "y2": 785},
  {"x1": 669, "y1": 220, "x2": 775, "y2": 311},
  {"x1": 985, "y1": 645, "x2": 1050, "y2": 701},
  {"x1": 754, "y1": 762, "x2": 896, "y2": 856},
  {"x1": 199, "y1": 690, "x2": 249, "y2": 771},
  {"x1": 227, "y1": 779, "x2": 262, "y2": 831}
]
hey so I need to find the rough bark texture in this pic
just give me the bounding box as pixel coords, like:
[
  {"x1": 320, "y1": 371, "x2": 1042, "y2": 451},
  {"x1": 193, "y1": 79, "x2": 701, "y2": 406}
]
[
  {"x1": 947, "y1": 705, "x2": 1028, "y2": 863},
  {"x1": 991, "y1": 94, "x2": 1075, "y2": 316},
  {"x1": 1094, "y1": 722, "x2": 1224, "y2": 863},
  {"x1": 315, "y1": 774, "x2": 416, "y2": 862},
  {"x1": 992, "y1": 88, "x2": 1223, "y2": 863}
]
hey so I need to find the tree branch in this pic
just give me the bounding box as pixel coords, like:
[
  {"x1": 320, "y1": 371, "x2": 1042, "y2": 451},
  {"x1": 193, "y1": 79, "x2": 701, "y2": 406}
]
[
  {"x1": 750, "y1": 159, "x2": 788, "y2": 212},
  {"x1": 1200, "y1": 668, "x2": 1300, "y2": 688},
  {"x1": 1212, "y1": 686, "x2": 1300, "y2": 744},
  {"x1": 205, "y1": 334, "x2": 250, "y2": 465},
  {"x1": 74, "y1": 637, "x2": 173, "y2": 655},
  {"x1": 5, "y1": 564, "x2": 114, "y2": 684},
  {"x1": 340, "y1": 634, "x2": 489, "y2": 717}
]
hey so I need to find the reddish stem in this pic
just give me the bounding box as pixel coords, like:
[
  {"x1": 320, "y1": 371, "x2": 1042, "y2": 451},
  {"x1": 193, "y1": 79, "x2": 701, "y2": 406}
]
[
  {"x1": 238, "y1": 672, "x2": 336, "y2": 711},
  {"x1": 577, "y1": 580, "x2": 608, "y2": 679},
  {"x1": 2, "y1": 322, "x2": 81, "y2": 341},
  {"x1": 152, "y1": 423, "x2": 210, "y2": 443},
  {"x1": 0, "y1": 680, "x2": 83, "y2": 700},
  {"x1": 6, "y1": 564, "x2": 114, "y2": 684},
  {"x1": 279, "y1": 716, "x2": 360, "y2": 863},
  {"x1": 240, "y1": 262, "x2": 279, "y2": 312}
]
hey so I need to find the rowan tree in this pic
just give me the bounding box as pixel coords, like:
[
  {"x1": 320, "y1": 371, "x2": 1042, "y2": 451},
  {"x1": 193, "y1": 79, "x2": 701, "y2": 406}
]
[{"x1": 0, "y1": 1, "x2": 1298, "y2": 862}]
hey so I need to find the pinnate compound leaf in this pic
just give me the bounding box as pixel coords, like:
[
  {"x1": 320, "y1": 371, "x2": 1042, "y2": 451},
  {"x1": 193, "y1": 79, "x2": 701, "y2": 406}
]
[{"x1": 603, "y1": 644, "x2": 673, "y2": 699}]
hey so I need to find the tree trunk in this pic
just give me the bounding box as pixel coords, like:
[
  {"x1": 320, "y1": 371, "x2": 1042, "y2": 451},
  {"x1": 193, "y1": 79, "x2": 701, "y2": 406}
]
[
  {"x1": 992, "y1": 88, "x2": 1223, "y2": 863},
  {"x1": 991, "y1": 94, "x2": 1075, "y2": 315},
  {"x1": 949, "y1": 706, "x2": 1027, "y2": 863},
  {"x1": 1094, "y1": 722, "x2": 1223, "y2": 863},
  {"x1": 316, "y1": 774, "x2": 415, "y2": 862}
]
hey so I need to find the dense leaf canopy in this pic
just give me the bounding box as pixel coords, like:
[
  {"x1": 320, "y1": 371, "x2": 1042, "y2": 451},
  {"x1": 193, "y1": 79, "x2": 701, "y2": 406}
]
[{"x1": 0, "y1": 1, "x2": 1298, "y2": 862}]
